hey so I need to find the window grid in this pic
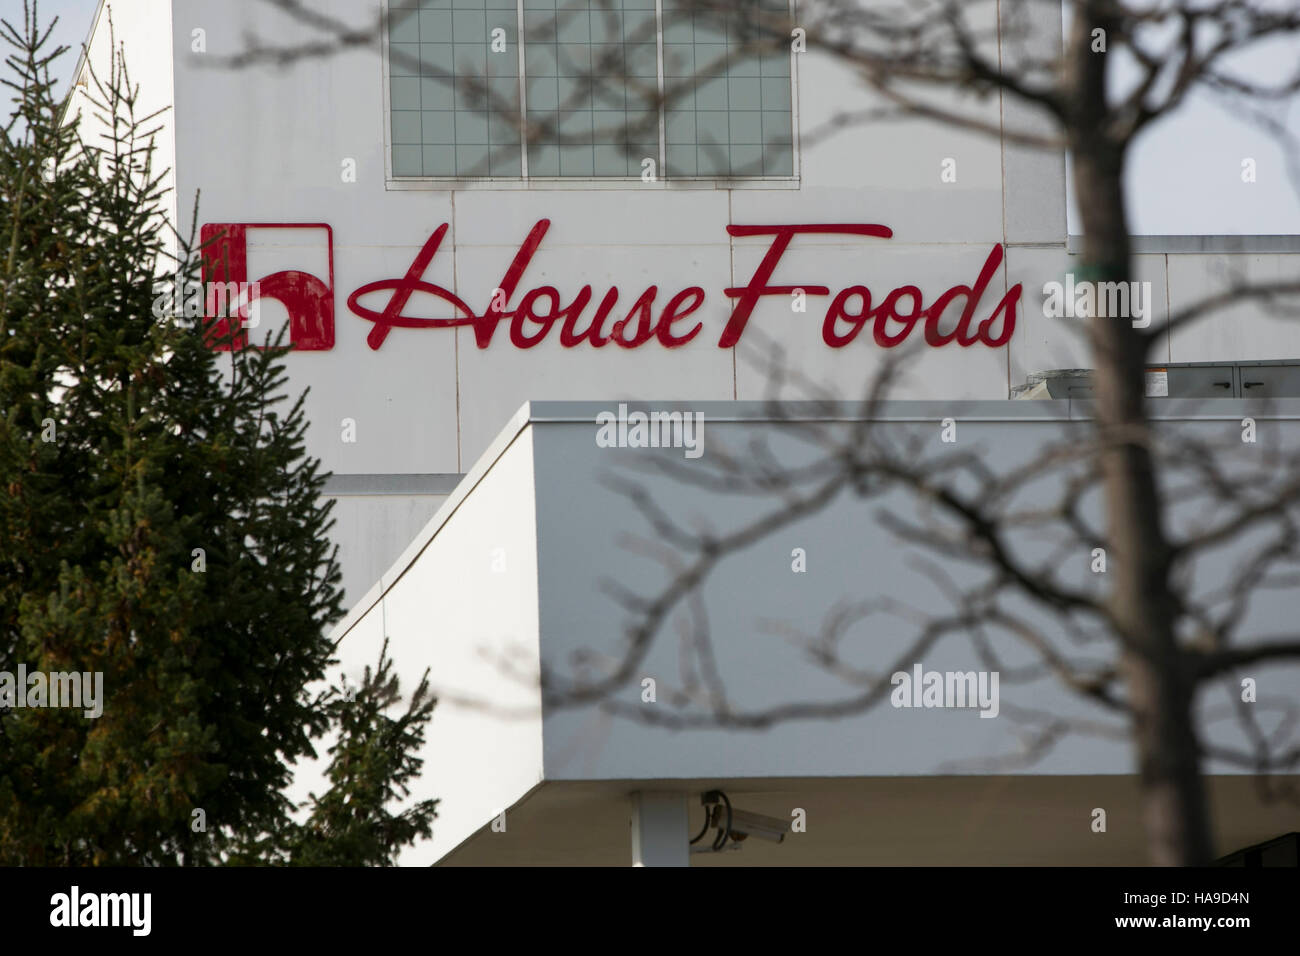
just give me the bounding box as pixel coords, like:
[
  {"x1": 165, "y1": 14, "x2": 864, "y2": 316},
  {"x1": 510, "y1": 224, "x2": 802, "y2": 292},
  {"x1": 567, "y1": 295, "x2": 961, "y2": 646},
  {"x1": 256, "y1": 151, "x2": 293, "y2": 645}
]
[
  {"x1": 390, "y1": 0, "x2": 794, "y2": 180},
  {"x1": 654, "y1": 0, "x2": 666, "y2": 176}
]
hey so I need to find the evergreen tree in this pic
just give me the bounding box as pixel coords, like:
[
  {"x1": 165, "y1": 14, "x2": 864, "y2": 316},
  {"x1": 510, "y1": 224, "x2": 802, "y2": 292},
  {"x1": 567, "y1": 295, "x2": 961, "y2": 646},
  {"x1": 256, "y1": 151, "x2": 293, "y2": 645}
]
[
  {"x1": 233, "y1": 640, "x2": 439, "y2": 867},
  {"x1": 0, "y1": 2, "x2": 435, "y2": 866}
]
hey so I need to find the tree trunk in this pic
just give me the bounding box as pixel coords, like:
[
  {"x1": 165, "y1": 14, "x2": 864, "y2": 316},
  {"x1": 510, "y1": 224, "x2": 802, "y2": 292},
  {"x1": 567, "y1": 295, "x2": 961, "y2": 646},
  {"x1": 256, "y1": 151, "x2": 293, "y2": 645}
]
[{"x1": 1068, "y1": 5, "x2": 1213, "y2": 865}]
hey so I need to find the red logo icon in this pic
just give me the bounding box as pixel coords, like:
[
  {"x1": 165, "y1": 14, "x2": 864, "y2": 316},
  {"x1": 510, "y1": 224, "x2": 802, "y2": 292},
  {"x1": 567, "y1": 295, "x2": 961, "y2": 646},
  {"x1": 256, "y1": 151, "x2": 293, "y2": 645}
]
[{"x1": 200, "y1": 223, "x2": 335, "y2": 351}]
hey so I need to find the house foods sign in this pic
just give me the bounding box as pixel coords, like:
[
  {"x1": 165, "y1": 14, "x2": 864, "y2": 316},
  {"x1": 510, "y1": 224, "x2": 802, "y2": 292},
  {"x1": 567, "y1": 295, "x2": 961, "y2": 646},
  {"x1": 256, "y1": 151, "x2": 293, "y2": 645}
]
[{"x1": 199, "y1": 221, "x2": 1022, "y2": 352}]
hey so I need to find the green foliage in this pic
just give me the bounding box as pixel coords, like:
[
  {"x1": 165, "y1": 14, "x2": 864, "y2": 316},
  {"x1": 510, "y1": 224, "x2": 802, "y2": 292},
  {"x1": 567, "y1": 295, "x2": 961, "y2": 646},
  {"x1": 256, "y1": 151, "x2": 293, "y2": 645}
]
[
  {"x1": 251, "y1": 640, "x2": 438, "y2": 867},
  {"x1": 0, "y1": 2, "x2": 435, "y2": 866}
]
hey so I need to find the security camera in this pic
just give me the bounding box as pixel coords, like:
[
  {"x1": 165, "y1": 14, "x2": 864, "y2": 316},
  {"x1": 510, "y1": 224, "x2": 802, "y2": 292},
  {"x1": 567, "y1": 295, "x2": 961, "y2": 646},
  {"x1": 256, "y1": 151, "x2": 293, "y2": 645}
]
[
  {"x1": 711, "y1": 805, "x2": 789, "y2": 844},
  {"x1": 693, "y1": 791, "x2": 789, "y2": 851}
]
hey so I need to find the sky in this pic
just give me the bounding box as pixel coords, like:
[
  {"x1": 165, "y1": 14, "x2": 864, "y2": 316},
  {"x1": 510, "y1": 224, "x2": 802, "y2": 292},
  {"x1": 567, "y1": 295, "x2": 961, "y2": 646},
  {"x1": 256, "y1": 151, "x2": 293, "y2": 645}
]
[
  {"x1": 22, "y1": 0, "x2": 1300, "y2": 236},
  {"x1": 31, "y1": 0, "x2": 98, "y2": 79}
]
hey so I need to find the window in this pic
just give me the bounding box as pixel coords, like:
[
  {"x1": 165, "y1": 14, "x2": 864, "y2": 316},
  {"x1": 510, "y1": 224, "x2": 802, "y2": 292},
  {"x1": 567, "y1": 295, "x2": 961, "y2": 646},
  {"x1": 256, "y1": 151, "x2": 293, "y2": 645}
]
[{"x1": 387, "y1": 0, "x2": 795, "y2": 181}]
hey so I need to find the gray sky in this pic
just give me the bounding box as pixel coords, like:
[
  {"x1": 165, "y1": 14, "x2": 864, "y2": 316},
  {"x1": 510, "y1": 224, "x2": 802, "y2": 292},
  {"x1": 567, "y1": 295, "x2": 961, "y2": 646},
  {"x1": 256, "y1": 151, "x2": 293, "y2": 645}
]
[
  {"x1": 30, "y1": 0, "x2": 1300, "y2": 236},
  {"x1": 34, "y1": 0, "x2": 98, "y2": 79}
]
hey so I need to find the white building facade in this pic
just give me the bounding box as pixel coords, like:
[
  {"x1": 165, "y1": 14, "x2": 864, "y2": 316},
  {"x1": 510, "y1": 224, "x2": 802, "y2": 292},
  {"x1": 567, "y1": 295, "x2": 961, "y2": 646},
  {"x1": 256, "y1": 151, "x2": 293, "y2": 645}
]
[{"x1": 75, "y1": 0, "x2": 1300, "y2": 865}]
